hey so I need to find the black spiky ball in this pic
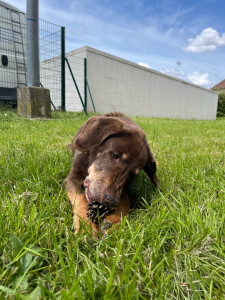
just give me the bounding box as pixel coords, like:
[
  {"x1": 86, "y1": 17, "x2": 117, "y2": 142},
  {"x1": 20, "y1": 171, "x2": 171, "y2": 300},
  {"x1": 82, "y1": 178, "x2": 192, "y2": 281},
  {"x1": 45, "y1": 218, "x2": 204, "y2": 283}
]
[{"x1": 87, "y1": 201, "x2": 115, "y2": 224}]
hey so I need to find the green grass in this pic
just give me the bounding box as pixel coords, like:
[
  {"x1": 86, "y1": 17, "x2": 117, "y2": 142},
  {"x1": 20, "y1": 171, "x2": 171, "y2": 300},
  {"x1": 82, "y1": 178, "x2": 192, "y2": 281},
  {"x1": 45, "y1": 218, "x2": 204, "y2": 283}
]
[{"x1": 0, "y1": 110, "x2": 225, "y2": 299}]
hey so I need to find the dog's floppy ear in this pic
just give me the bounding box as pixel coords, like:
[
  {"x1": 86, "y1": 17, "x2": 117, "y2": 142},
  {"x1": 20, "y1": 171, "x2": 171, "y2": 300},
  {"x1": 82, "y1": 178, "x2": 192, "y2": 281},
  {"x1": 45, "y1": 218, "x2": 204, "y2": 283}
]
[
  {"x1": 144, "y1": 147, "x2": 161, "y2": 190},
  {"x1": 72, "y1": 116, "x2": 124, "y2": 152}
]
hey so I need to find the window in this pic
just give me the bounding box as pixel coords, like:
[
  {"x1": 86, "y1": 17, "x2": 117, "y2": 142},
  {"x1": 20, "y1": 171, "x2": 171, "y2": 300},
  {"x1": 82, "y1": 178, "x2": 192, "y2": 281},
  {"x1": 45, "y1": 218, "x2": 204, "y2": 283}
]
[{"x1": 1, "y1": 55, "x2": 8, "y2": 66}]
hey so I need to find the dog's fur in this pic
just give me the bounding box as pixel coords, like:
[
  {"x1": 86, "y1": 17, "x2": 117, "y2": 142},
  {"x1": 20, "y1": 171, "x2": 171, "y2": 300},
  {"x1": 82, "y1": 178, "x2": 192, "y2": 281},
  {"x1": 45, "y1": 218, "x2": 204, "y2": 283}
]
[{"x1": 64, "y1": 112, "x2": 160, "y2": 236}]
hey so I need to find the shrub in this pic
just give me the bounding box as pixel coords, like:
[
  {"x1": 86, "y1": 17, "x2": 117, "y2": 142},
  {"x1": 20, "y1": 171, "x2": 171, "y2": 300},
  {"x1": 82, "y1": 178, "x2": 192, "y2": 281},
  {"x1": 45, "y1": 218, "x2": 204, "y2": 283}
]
[{"x1": 217, "y1": 93, "x2": 225, "y2": 116}]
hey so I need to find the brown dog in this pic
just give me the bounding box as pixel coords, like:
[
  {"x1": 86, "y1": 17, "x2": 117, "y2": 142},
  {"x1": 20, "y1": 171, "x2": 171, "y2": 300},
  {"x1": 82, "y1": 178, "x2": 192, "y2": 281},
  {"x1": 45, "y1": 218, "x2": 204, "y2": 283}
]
[{"x1": 64, "y1": 112, "x2": 160, "y2": 236}]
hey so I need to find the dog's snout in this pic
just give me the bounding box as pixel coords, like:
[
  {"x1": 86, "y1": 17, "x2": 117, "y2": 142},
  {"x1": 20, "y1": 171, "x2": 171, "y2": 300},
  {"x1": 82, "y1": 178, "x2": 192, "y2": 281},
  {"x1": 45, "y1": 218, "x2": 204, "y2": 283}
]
[
  {"x1": 104, "y1": 193, "x2": 119, "y2": 207},
  {"x1": 84, "y1": 178, "x2": 90, "y2": 187}
]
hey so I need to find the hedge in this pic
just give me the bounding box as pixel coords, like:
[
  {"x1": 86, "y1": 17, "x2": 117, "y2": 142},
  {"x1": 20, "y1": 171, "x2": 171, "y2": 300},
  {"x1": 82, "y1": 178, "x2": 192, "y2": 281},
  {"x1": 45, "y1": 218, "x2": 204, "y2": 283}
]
[{"x1": 217, "y1": 93, "x2": 225, "y2": 117}]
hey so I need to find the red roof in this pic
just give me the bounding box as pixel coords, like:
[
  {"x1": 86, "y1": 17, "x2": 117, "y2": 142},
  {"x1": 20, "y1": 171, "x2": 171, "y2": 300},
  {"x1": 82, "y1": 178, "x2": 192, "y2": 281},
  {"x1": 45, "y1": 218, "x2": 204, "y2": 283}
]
[{"x1": 211, "y1": 79, "x2": 225, "y2": 90}]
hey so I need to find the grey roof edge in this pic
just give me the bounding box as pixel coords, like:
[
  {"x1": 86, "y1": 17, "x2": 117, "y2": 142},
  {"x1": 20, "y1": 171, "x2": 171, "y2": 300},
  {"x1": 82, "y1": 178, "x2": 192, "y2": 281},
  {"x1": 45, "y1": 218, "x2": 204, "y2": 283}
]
[
  {"x1": 66, "y1": 46, "x2": 88, "y2": 57},
  {"x1": 68, "y1": 45, "x2": 217, "y2": 95},
  {"x1": 0, "y1": 1, "x2": 25, "y2": 13}
]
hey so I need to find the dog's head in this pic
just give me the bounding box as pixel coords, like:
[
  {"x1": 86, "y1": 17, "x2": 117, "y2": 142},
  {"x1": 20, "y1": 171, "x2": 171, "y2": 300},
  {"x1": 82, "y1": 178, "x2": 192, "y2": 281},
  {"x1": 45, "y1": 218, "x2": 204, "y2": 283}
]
[{"x1": 72, "y1": 115, "x2": 160, "y2": 207}]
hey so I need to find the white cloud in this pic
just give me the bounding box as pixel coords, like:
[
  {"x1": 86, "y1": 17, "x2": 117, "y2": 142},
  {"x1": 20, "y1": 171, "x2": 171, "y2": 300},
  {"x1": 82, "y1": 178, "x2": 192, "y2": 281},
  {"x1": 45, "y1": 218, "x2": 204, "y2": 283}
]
[
  {"x1": 138, "y1": 62, "x2": 151, "y2": 68},
  {"x1": 187, "y1": 72, "x2": 211, "y2": 87},
  {"x1": 162, "y1": 68, "x2": 186, "y2": 79},
  {"x1": 161, "y1": 69, "x2": 211, "y2": 87},
  {"x1": 184, "y1": 27, "x2": 225, "y2": 53}
]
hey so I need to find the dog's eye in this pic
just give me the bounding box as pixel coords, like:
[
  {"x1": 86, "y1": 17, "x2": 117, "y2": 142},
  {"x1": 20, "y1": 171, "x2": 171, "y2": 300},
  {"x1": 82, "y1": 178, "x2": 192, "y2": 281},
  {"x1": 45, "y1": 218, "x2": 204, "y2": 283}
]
[{"x1": 112, "y1": 152, "x2": 120, "y2": 159}]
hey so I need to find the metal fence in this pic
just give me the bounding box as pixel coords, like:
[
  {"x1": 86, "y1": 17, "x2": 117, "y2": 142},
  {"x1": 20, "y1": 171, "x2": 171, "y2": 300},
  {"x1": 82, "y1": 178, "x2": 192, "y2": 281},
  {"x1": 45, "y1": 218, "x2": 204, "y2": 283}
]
[
  {"x1": 39, "y1": 19, "x2": 62, "y2": 109},
  {"x1": 0, "y1": 1, "x2": 88, "y2": 112},
  {"x1": 65, "y1": 53, "x2": 85, "y2": 112},
  {"x1": 0, "y1": 1, "x2": 62, "y2": 108}
]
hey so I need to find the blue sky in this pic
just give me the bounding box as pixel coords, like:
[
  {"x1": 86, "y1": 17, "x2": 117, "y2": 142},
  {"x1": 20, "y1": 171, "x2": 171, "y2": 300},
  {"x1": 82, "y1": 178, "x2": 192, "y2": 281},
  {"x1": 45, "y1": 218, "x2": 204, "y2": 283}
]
[{"x1": 6, "y1": 0, "x2": 225, "y2": 88}]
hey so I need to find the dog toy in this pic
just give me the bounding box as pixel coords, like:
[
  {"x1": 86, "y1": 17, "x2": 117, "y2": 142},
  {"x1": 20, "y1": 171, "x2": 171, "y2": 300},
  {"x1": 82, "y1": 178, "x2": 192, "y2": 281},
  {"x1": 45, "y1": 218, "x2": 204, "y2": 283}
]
[{"x1": 87, "y1": 201, "x2": 115, "y2": 224}]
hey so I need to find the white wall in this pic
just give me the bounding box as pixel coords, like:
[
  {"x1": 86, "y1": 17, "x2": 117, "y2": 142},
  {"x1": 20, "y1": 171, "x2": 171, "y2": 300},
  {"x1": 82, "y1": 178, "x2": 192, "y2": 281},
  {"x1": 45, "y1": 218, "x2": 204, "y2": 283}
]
[
  {"x1": 65, "y1": 48, "x2": 86, "y2": 112},
  {"x1": 40, "y1": 56, "x2": 61, "y2": 109},
  {"x1": 42, "y1": 45, "x2": 218, "y2": 120},
  {"x1": 84, "y1": 47, "x2": 218, "y2": 120},
  {"x1": 0, "y1": 3, "x2": 26, "y2": 88},
  {"x1": 40, "y1": 48, "x2": 86, "y2": 111}
]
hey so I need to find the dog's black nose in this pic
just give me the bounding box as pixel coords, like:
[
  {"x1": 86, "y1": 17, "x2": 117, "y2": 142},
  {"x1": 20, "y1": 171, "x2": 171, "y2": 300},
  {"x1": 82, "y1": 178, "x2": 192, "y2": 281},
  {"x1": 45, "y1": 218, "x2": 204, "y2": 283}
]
[{"x1": 104, "y1": 193, "x2": 119, "y2": 207}]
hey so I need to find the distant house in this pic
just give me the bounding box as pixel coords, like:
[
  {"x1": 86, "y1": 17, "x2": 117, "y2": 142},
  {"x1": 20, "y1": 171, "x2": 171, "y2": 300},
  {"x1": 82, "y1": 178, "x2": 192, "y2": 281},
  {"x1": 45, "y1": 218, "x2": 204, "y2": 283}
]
[{"x1": 211, "y1": 79, "x2": 225, "y2": 93}]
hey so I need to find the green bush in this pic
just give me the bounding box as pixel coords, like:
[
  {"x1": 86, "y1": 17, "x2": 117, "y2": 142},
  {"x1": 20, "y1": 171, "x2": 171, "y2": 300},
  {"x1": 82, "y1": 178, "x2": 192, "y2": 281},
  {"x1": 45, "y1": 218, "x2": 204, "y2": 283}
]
[{"x1": 217, "y1": 93, "x2": 225, "y2": 116}]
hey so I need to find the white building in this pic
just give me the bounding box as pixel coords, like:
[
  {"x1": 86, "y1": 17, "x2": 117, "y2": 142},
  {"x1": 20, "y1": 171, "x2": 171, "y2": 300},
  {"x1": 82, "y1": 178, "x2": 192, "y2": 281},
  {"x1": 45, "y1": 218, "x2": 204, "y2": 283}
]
[
  {"x1": 0, "y1": 0, "x2": 218, "y2": 121},
  {"x1": 52, "y1": 46, "x2": 218, "y2": 120}
]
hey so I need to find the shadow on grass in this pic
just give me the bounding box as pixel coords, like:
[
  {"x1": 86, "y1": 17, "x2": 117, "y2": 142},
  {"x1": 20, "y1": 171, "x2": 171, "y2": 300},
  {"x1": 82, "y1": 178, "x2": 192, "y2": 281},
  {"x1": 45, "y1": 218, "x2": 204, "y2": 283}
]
[{"x1": 125, "y1": 171, "x2": 160, "y2": 209}]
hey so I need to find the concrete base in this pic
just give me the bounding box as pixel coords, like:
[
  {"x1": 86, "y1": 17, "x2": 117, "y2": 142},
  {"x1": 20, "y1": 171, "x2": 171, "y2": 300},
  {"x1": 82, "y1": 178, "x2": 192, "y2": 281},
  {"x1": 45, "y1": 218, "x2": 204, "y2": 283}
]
[{"x1": 17, "y1": 86, "x2": 51, "y2": 118}]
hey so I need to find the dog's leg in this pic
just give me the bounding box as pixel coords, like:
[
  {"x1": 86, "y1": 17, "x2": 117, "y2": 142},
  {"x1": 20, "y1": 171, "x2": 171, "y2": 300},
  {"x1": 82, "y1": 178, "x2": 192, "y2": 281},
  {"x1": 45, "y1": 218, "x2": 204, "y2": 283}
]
[
  {"x1": 73, "y1": 193, "x2": 99, "y2": 236},
  {"x1": 101, "y1": 192, "x2": 130, "y2": 235},
  {"x1": 66, "y1": 181, "x2": 98, "y2": 236}
]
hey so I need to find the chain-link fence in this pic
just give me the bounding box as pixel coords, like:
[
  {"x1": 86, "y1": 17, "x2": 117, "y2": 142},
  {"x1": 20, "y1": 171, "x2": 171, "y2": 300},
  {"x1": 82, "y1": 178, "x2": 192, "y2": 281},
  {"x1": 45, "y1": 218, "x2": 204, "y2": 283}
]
[
  {"x1": 0, "y1": 1, "x2": 62, "y2": 108},
  {"x1": 0, "y1": 1, "x2": 88, "y2": 112},
  {"x1": 65, "y1": 52, "x2": 84, "y2": 112},
  {"x1": 39, "y1": 20, "x2": 62, "y2": 109}
]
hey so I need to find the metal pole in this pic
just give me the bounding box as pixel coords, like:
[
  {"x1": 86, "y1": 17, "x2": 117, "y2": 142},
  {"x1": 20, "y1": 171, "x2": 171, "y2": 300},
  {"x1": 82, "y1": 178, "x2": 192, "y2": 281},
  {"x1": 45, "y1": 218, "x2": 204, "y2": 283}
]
[
  {"x1": 65, "y1": 57, "x2": 88, "y2": 116},
  {"x1": 61, "y1": 27, "x2": 65, "y2": 111},
  {"x1": 26, "y1": 0, "x2": 40, "y2": 86},
  {"x1": 84, "y1": 58, "x2": 87, "y2": 110},
  {"x1": 86, "y1": 78, "x2": 96, "y2": 113}
]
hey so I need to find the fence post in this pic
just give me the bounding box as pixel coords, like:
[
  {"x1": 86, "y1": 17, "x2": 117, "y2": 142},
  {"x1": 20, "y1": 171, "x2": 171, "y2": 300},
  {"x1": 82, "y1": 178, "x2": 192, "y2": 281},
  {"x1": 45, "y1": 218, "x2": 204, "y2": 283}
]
[{"x1": 61, "y1": 26, "x2": 65, "y2": 111}]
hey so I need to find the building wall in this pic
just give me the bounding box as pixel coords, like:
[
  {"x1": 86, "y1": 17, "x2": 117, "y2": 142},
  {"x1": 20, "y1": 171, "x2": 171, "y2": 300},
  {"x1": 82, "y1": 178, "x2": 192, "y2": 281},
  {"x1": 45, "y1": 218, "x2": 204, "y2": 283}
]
[
  {"x1": 40, "y1": 48, "x2": 86, "y2": 111},
  {"x1": 0, "y1": 2, "x2": 26, "y2": 89},
  {"x1": 84, "y1": 47, "x2": 218, "y2": 120},
  {"x1": 40, "y1": 56, "x2": 61, "y2": 109},
  {"x1": 65, "y1": 48, "x2": 86, "y2": 112}
]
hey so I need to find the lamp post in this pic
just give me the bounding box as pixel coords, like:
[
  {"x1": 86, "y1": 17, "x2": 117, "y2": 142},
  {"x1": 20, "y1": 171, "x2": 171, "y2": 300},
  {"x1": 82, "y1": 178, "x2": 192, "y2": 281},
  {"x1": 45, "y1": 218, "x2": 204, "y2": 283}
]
[{"x1": 26, "y1": 0, "x2": 40, "y2": 87}]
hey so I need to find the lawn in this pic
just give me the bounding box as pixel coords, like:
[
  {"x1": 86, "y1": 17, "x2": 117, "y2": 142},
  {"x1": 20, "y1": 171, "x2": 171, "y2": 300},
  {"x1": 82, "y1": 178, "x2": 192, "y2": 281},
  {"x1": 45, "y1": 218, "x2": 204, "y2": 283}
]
[{"x1": 0, "y1": 110, "x2": 225, "y2": 299}]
